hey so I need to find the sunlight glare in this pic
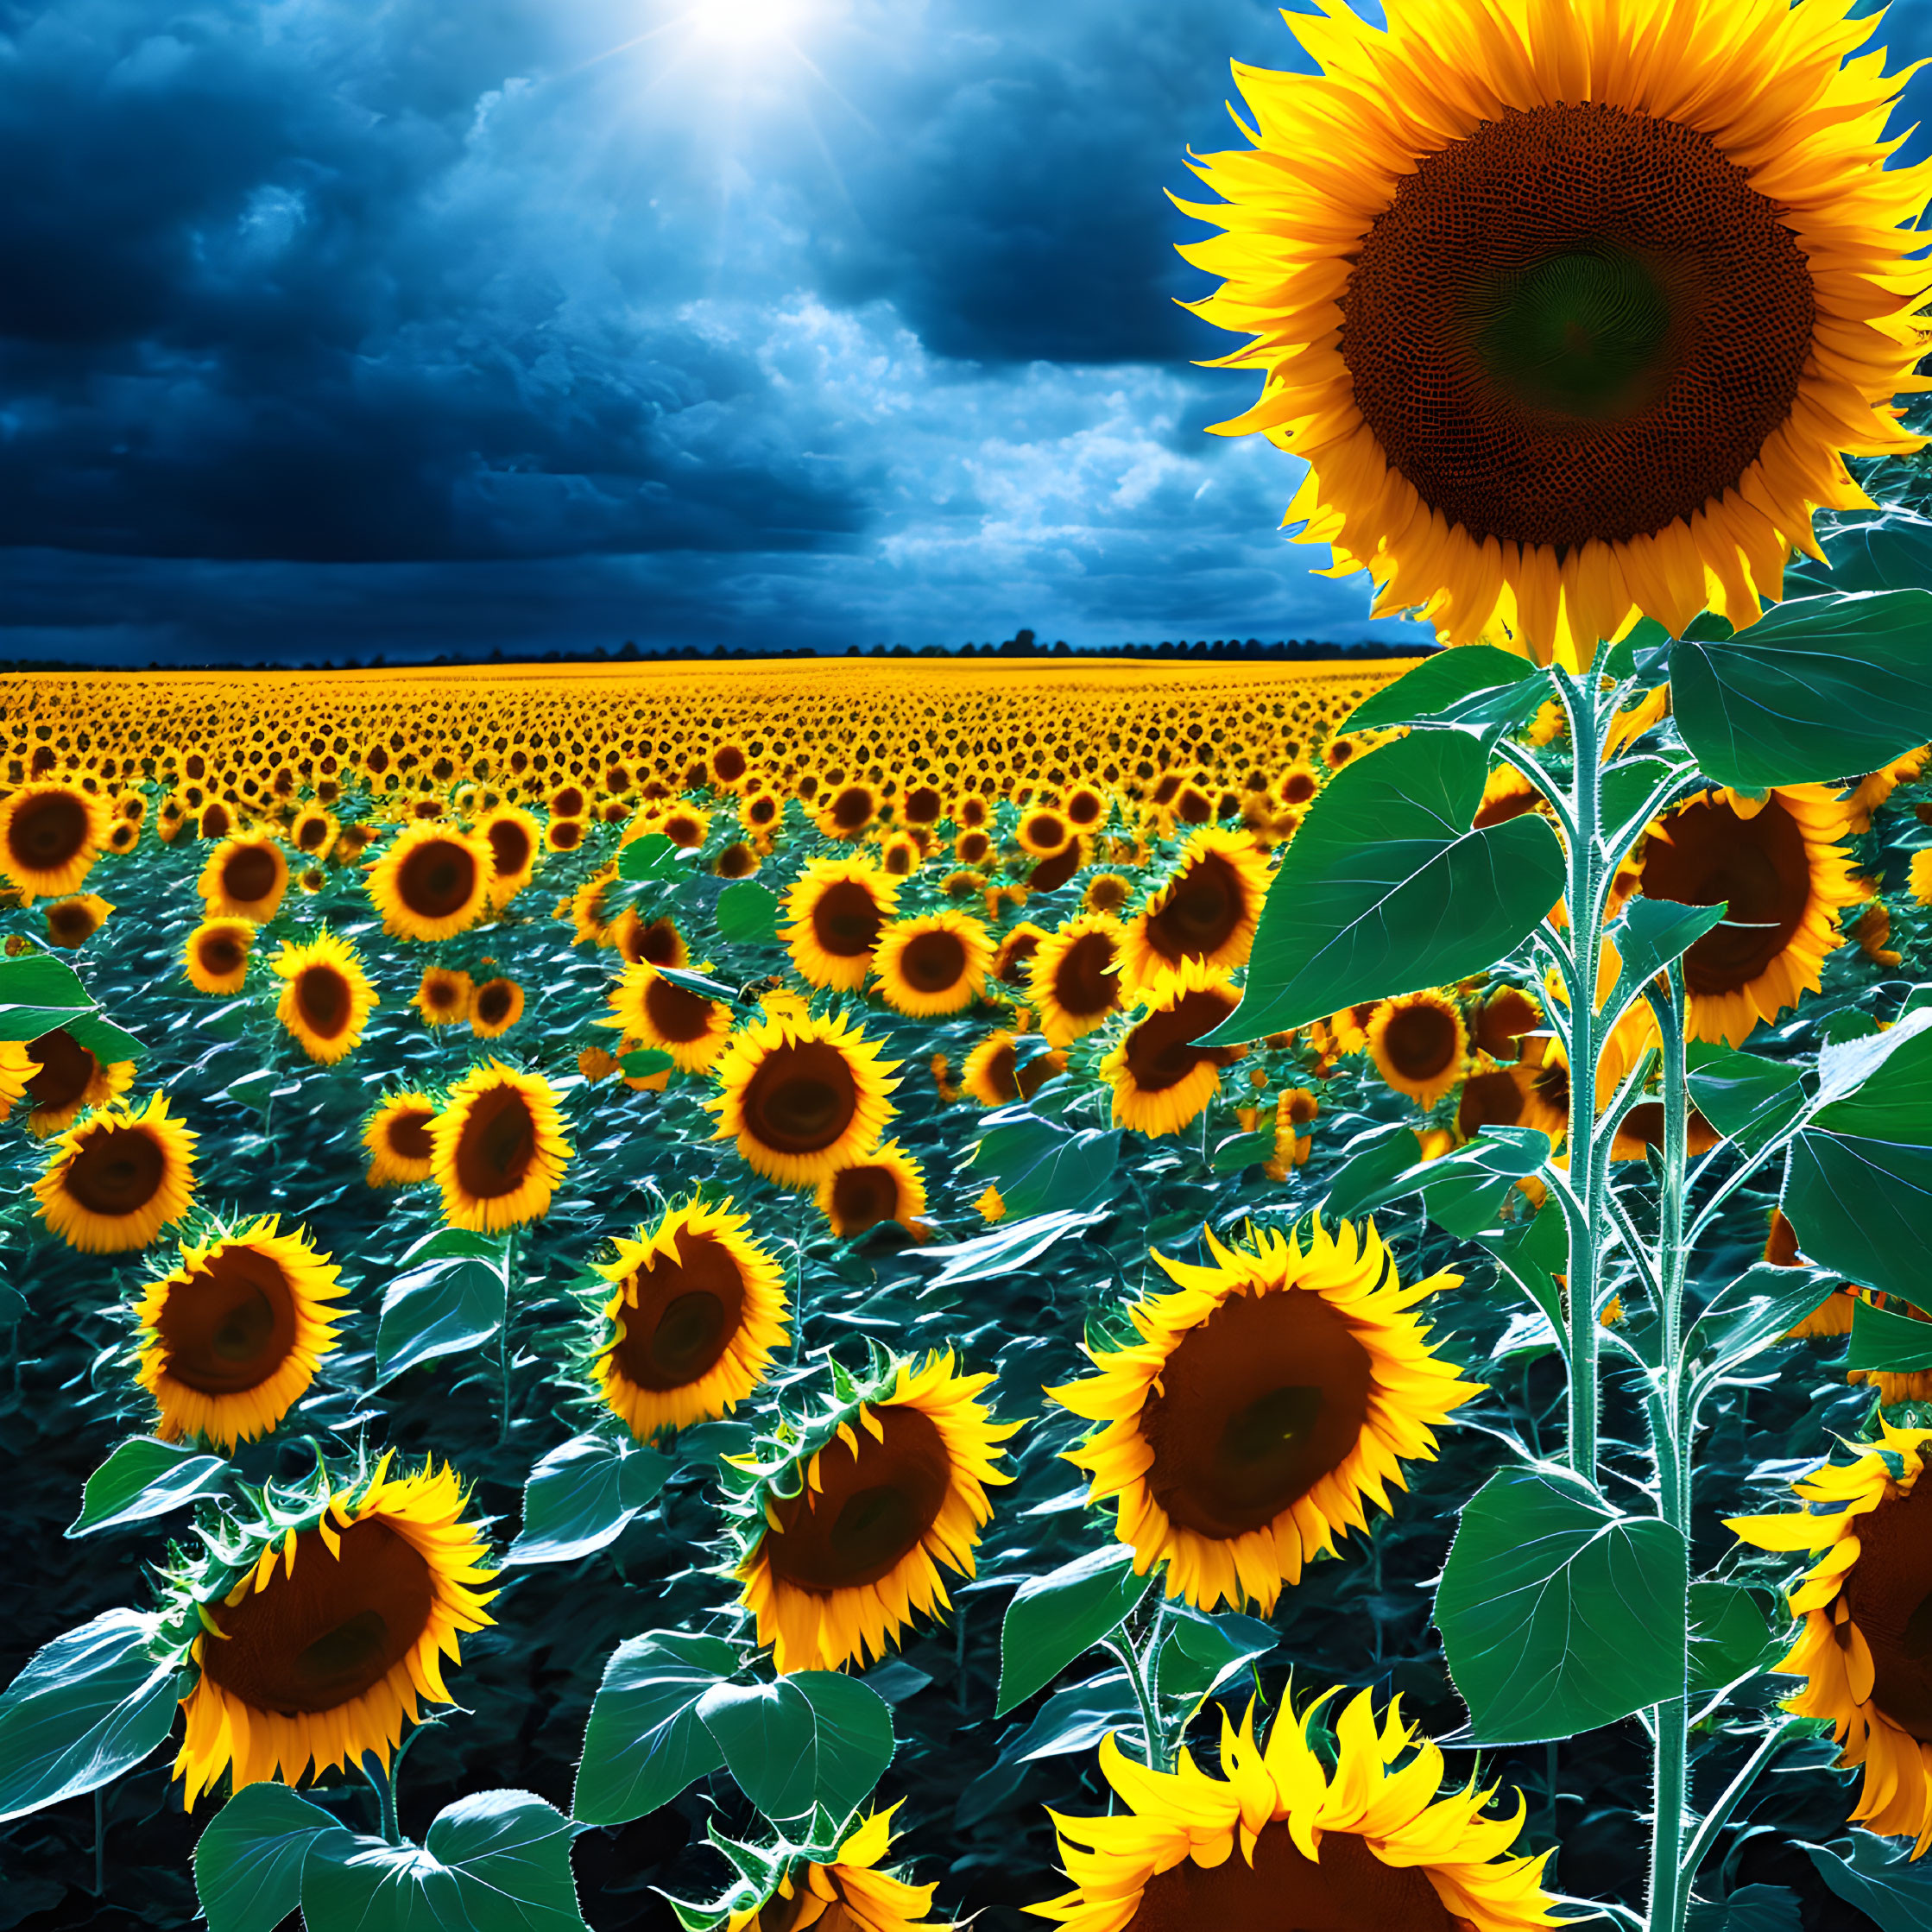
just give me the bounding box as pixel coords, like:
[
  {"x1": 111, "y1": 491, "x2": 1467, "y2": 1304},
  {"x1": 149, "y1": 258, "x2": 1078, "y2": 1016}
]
[{"x1": 693, "y1": 0, "x2": 801, "y2": 46}]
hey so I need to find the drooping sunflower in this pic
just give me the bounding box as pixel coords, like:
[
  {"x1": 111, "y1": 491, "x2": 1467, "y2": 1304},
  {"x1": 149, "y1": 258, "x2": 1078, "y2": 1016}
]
[
  {"x1": 272, "y1": 931, "x2": 379, "y2": 1065},
  {"x1": 729, "y1": 1349, "x2": 1020, "y2": 1673},
  {"x1": 1100, "y1": 963, "x2": 1246, "y2": 1138},
  {"x1": 44, "y1": 893, "x2": 112, "y2": 949},
  {"x1": 1367, "y1": 989, "x2": 1469, "y2": 1111},
  {"x1": 780, "y1": 856, "x2": 900, "y2": 991},
  {"x1": 598, "y1": 960, "x2": 733, "y2": 1074},
  {"x1": 363, "y1": 1090, "x2": 440, "y2": 1188},
  {"x1": 872, "y1": 911, "x2": 994, "y2": 1018},
  {"x1": 720, "y1": 1804, "x2": 948, "y2": 1932},
  {"x1": 172, "y1": 1455, "x2": 497, "y2": 1806},
  {"x1": 961, "y1": 1030, "x2": 1067, "y2": 1108},
  {"x1": 0, "y1": 782, "x2": 108, "y2": 901},
  {"x1": 1120, "y1": 827, "x2": 1272, "y2": 995},
  {"x1": 591, "y1": 1197, "x2": 790, "y2": 1437},
  {"x1": 1729, "y1": 1423, "x2": 1932, "y2": 1855},
  {"x1": 197, "y1": 834, "x2": 289, "y2": 924},
  {"x1": 1634, "y1": 785, "x2": 1864, "y2": 1048},
  {"x1": 134, "y1": 1215, "x2": 347, "y2": 1449},
  {"x1": 430, "y1": 1060, "x2": 573, "y2": 1232},
  {"x1": 21, "y1": 1026, "x2": 136, "y2": 1136},
  {"x1": 1026, "y1": 912, "x2": 1128, "y2": 1046},
  {"x1": 708, "y1": 998, "x2": 900, "y2": 1187},
  {"x1": 183, "y1": 918, "x2": 255, "y2": 997},
  {"x1": 1183, "y1": 0, "x2": 1932, "y2": 664},
  {"x1": 477, "y1": 806, "x2": 541, "y2": 906},
  {"x1": 414, "y1": 964, "x2": 474, "y2": 1027},
  {"x1": 469, "y1": 975, "x2": 525, "y2": 1039},
  {"x1": 35, "y1": 1089, "x2": 199, "y2": 1253},
  {"x1": 365, "y1": 821, "x2": 494, "y2": 942},
  {"x1": 1048, "y1": 1218, "x2": 1479, "y2": 1613},
  {"x1": 815, "y1": 1141, "x2": 930, "y2": 1242},
  {"x1": 1030, "y1": 1684, "x2": 1559, "y2": 1932}
]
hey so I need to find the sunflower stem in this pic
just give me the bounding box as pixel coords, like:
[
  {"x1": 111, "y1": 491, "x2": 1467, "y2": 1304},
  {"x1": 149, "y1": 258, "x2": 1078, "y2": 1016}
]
[
  {"x1": 361, "y1": 1752, "x2": 402, "y2": 1847},
  {"x1": 498, "y1": 1228, "x2": 518, "y2": 1449}
]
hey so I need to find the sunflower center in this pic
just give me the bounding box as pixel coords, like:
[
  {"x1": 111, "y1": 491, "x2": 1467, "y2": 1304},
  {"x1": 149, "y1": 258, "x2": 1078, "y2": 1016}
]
[
  {"x1": 387, "y1": 1110, "x2": 436, "y2": 1161},
  {"x1": 64, "y1": 1124, "x2": 165, "y2": 1217},
  {"x1": 1342, "y1": 102, "x2": 1815, "y2": 552},
  {"x1": 296, "y1": 965, "x2": 353, "y2": 1039},
  {"x1": 714, "y1": 745, "x2": 747, "y2": 783},
  {"x1": 830, "y1": 1165, "x2": 898, "y2": 1236},
  {"x1": 297, "y1": 816, "x2": 329, "y2": 851},
  {"x1": 158, "y1": 1244, "x2": 299, "y2": 1395},
  {"x1": 1123, "y1": 1821, "x2": 1459, "y2": 1931},
  {"x1": 982, "y1": 1044, "x2": 1021, "y2": 1102},
  {"x1": 453, "y1": 1085, "x2": 538, "y2": 1198},
  {"x1": 742, "y1": 1042, "x2": 859, "y2": 1153},
  {"x1": 204, "y1": 1518, "x2": 435, "y2": 1717},
  {"x1": 1146, "y1": 853, "x2": 1243, "y2": 963},
  {"x1": 1029, "y1": 841, "x2": 1085, "y2": 895},
  {"x1": 995, "y1": 930, "x2": 1041, "y2": 985},
  {"x1": 634, "y1": 918, "x2": 682, "y2": 967},
  {"x1": 1637, "y1": 795, "x2": 1810, "y2": 995},
  {"x1": 199, "y1": 931, "x2": 246, "y2": 976},
  {"x1": 222, "y1": 845, "x2": 280, "y2": 906},
  {"x1": 614, "y1": 1233, "x2": 748, "y2": 1390},
  {"x1": 765, "y1": 1405, "x2": 950, "y2": 1593},
  {"x1": 643, "y1": 975, "x2": 715, "y2": 1044},
  {"x1": 1026, "y1": 814, "x2": 1068, "y2": 850},
  {"x1": 475, "y1": 982, "x2": 515, "y2": 1027},
  {"x1": 9, "y1": 792, "x2": 89, "y2": 872},
  {"x1": 486, "y1": 820, "x2": 532, "y2": 877},
  {"x1": 26, "y1": 1028, "x2": 98, "y2": 1114},
  {"x1": 1141, "y1": 1286, "x2": 1373, "y2": 1538},
  {"x1": 812, "y1": 881, "x2": 884, "y2": 957},
  {"x1": 47, "y1": 902, "x2": 94, "y2": 942},
  {"x1": 904, "y1": 785, "x2": 944, "y2": 824},
  {"x1": 1383, "y1": 1003, "x2": 1460, "y2": 1081},
  {"x1": 396, "y1": 840, "x2": 478, "y2": 919},
  {"x1": 1053, "y1": 931, "x2": 1121, "y2": 1020},
  {"x1": 899, "y1": 929, "x2": 968, "y2": 994},
  {"x1": 1845, "y1": 1476, "x2": 1932, "y2": 1741},
  {"x1": 1456, "y1": 1068, "x2": 1527, "y2": 1139},
  {"x1": 828, "y1": 786, "x2": 874, "y2": 832},
  {"x1": 1280, "y1": 771, "x2": 1318, "y2": 806},
  {"x1": 1123, "y1": 988, "x2": 1241, "y2": 1095}
]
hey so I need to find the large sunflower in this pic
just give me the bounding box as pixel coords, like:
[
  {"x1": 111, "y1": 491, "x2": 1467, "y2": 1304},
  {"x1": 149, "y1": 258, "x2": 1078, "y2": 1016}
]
[
  {"x1": 1026, "y1": 912, "x2": 1128, "y2": 1047},
  {"x1": 363, "y1": 1090, "x2": 440, "y2": 1188},
  {"x1": 590, "y1": 1198, "x2": 790, "y2": 1437},
  {"x1": 134, "y1": 1216, "x2": 346, "y2": 1450},
  {"x1": 708, "y1": 997, "x2": 900, "y2": 1188},
  {"x1": 871, "y1": 911, "x2": 994, "y2": 1018},
  {"x1": 780, "y1": 856, "x2": 900, "y2": 991},
  {"x1": 272, "y1": 931, "x2": 379, "y2": 1065},
  {"x1": 365, "y1": 821, "x2": 494, "y2": 941},
  {"x1": 1030, "y1": 1685, "x2": 1559, "y2": 1932},
  {"x1": 173, "y1": 1455, "x2": 497, "y2": 1805},
  {"x1": 197, "y1": 834, "x2": 289, "y2": 924},
  {"x1": 21, "y1": 1026, "x2": 136, "y2": 1137},
  {"x1": 1367, "y1": 989, "x2": 1469, "y2": 1111},
  {"x1": 1047, "y1": 1219, "x2": 1479, "y2": 1613},
  {"x1": 815, "y1": 1141, "x2": 930, "y2": 1241},
  {"x1": 430, "y1": 1061, "x2": 573, "y2": 1232},
  {"x1": 183, "y1": 918, "x2": 256, "y2": 997},
  {"x1": 1729, "y1": 1423, "x2": 1932, "y2": 1855},
  {"x1": 1634, "y1": 785, "x2": 1863, "y2": 1048},
  {"x1": 599, "y1": 960, "x2": 733, "y2": 1073},
  {"x1": 1100, "y1": 963, "x2": 1246, "y2": 1139},
  {"x1": 729, "y1": 1349, "x2": 1020, "y2": 1673},
  {"x1": 0, "y1": 782, "x2": 108, "y2": 901},
  {"x1": 35, "y1": 1089, "x2": 199, "y2": 1253},
  {"x1": 1119, "y1": 827, "x2": 1272, "y2": 996},
  {"x1": 722, "y1": 1805, "x2": 948, "y2": 1932},
  {"x1": 1183, "y1": 0, "x2": 1932, "y2": 663}
]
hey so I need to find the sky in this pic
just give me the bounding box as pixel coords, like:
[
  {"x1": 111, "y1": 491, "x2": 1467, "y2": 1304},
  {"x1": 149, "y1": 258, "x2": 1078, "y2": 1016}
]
[{"x1": 3, "y1": 0, "x2": 1930, "y2": 666}]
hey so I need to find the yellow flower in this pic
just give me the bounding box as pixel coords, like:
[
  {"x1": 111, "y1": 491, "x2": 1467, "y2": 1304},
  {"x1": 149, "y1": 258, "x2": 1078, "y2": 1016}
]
[
  {"x1": 816, "y1": 1141, "x2": 930, "y2": 1241},
  {"x1": 871, "y1": 911, "x2": 994, "y2": 1017},
  {"x1": 1099, "y1": 961, "x2": 1245, "y2": 1138},
  {"x1": 961, "y1": 1030, "x2": 1066, "y2": 1108},
  {"x1": 184, "y1": 918, "x2": 255, "y2": 996},
  {"x1": 413, "y1": 965, "x2": 474, "y2": 1026},
  {"x1": 197, "y1": 834, "x2": 289, "y2": 924},
  {"x1": 723, "y1": 1805, "x2": 950, "y2": 1932},
  {"x1": 365, "y1": 821, "x2": 493, "y2": 941},
  {"x1": 272, "y1": 930, "x2": 379, "y2": 1065},
  {"x1": 1366, "y1": 989, "x2": 1469, "y2": 1111},
  {"x1": 363, "y1": 1090, "x2": 439, "y2": 1188},
  {"x1": 43, "y1": 893, "x2": 113, "y2": 949},
  {"x1": 35, "y1": 1089, "x2": 199, "y2": 1253},
  {"x1": 1026, "y1": 912, "x2": 1127, "y2": 1047},
  {"x1": 19, "y1": 1026, "x2": 136, "y2": 1137},
  {"x1": 780, "y1": 856, "x2": 900, "y2": 991},
  {"x1": 430, "y1": 1061, "x2": 573, "y2": 1231},
  {"x1": 597, "y1": 960, "x2": 733, "y2": 1073},
  {"x1": 469, "y1": 975, "x2": 525, "y2": 1039},
  {"x1": 1120, "y1": 826, "x2": 1272, "y2": 996},
  {"x1": 0, "y1": 783, "x2": 108, "y2": 902}
]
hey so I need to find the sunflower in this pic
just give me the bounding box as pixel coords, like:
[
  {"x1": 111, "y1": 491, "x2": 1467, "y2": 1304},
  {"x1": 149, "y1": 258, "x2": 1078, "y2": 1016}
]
[
  {"x1": 0, "y1": 1039, "x2": 38, "y2": 1122},
  {"x1": 591, "y1": 1198, "x2": 790, "y2": 1437},
  {"x1": 1030, "y1": 1684, "x2": 1559, "y2": 1932},
  {"x1": 730, "y1": 1349, "x2": 1020, "y2": 1673},
  {"x1": 780, "y1": 856, "x2": 900, "y2": 991},
  {"x1": 20, "y1": 1026, "x2": 136, "y2": 1136},
  {"x1": 272, "y1": 931, "x2": 379, "y2": 1065},
  {"x1": 35, "y1": 1089, "x2": 199, "y2": 1253},
  {"x1": 44, "y1": 893, "x2": 112, "y2": 949},
  {"x1": 546, "y1": 816, "x2": 584, "y2": 855},
  {"x1": 708, "y1": 998, "x2": 900, "y2": 1187},
  {"x1": 1120, "y1": 828, "x2": 1272, "y2": 995},
  {"x1": 1634, "y1": 785, "x2": 1864, "y2": 1048},
  {"x1": 477, "y1": 806, "x2": 541, "y2": 905},
  {"x1": 1083, "y1": 872, "x2": 1134, "y2": 916},
  {"x1": 197, "y1": 834, "x2": 289, "y2": 924},
  {"x1": 1472, "y1": 984, "x2": 1544, "y2": 1061},
  {"x1": 1100, "y1": 963, "x2": 1246, "y2": 1139},
  {"x1": 363, "y1": 1090, "x2": 440, "y2": 1188},
  {"x1": 469, "y1": 975, "x2": 525, "y2": 1039},
  {"x1": 598, "y1": 960, "x2": 733, "y2": 1074},
  {"x1": 961, "y1": 1030, "x2": 1067, "y2": 1108},
  {"x1": 430, "y1": 1061, "x2": 573, "y2": 1232},
  {"x1": 723, "y1": 1805, "x2": 947, "y2": 1932},
  {"x1": 287, "y1": 805, "x2": 338, "y2": 862},
  {"x1": 1028, "y1": 837, "x2": 1089, "y2": 896},
  {"x1": 614, "y1": 910, "x2": 690, "y2": 969},
  {"x1": 134, "y1": 1216, "x2": 347, "y2": 1450},
  {"x1": 1729, "y1": 1423, "x2": 1932, "y2": 1855},
  {"x1": 814, "y1": 783, "x2": 880, "y2": 841},
  {"x1": 414, "y1": 965, "x2": 474, "y2": 1027},
  {"x1": 1026, "y1": 912, "x2": 1128, "y2": 1046},
  {"x1": 815, "y1": 1142, "x2": 930, "y2": 1241},
  {"x1": 1017, "y1": 806, "x2": 1074, "y2": 858},
  {"x1": 992, "y1": 920, "x2": 1048, "y2": 987},
  {"x1": 173, "y1": 1455, "x2": 497, "y2": 1806},
  {"x1": 1183, "y1": 0, "x2": 1932, "y2": 664},
  {"x1": 872, "y1": 912, "x2": 994, "y2": 1018},
  {"x1": 1367, "y1": 989, "x2": 1469, "y2": 1111},
  {"x1": 365, "y1": 821, "x2": 494, "y2": 941},
  {"x1": 0, "y1": 782, "x2": 108, "y2": 901}
]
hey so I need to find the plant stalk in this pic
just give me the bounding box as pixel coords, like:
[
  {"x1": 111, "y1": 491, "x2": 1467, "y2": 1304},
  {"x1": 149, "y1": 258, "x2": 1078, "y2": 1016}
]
[
  {"x1": 362, "y1": 1752, "x2": 401, "y2": 1846},
  {"x1": 498, "y1": 1228, "x2": 518, "y2": 1448}
]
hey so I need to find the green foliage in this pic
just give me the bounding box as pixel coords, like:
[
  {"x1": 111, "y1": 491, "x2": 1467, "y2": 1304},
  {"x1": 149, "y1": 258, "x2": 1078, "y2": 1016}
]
[
  {"x1": 502, "y1": 1431, "x2": 673, "y2": 1566},
  {"x1": 714, "y1": 881, "x2": 781, "y2": 944},
  {"x1": 968, "y1": 1110, "x2": 1120, "y2": 1220},
  {"x1": 375, "y1": 1228, "x2": 508, "y2": 1384},
  {"x1": 0, "y1": 951, "x2": 103, "y2": 1042},
  {"x1": 573, "y1": 1632, "x2": 740, "y2": 1828},
  {"x1": 996, "y1": 1544, "x2": 1156, "y2": 1717},
  {"x1": 66, "y1": 1436, "x2": 229, "y2": 1538},
  {"x1": 1342, "y1": 643, "x2": 1538, "y2": 731},
  {"x1": 1802, "y1": 1834, "x2": 1932, "y2": 1932},
  {"x1": 695, "y1": 1673, "x2": 894, "y2": 1825},
  {"x1": 193, "y1": 1784, "x2": 354, "y2": 1932},
  {"x1": 617, "y1": 834, "x2": 695, "y2": 884}
]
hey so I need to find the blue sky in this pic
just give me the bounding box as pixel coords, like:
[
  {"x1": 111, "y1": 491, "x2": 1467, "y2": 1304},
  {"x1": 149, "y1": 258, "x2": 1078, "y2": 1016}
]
[{"x1": 3, "y1": 0, "x2": 1929, "y2": 665}]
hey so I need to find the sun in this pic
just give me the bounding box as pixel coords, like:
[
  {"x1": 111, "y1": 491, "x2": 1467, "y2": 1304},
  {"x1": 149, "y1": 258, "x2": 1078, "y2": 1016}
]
[{"x1": 694, "y1": 0, "x2": 800, "y2": 46}]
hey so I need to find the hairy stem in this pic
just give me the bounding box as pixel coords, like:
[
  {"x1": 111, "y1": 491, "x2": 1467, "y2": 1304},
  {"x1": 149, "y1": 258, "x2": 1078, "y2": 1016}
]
[
  {"x1": 498, "y1": 1228, "x2": 518, "y2": 1449},
  {"x1": 362, "y1": 1752, "x2": 401, "y2": 1847}
]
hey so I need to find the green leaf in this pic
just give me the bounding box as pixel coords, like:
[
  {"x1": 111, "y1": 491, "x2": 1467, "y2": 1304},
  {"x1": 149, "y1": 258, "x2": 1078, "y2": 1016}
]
[
  {"x1": 1210, "y1": 1129, "x2": 1276, "y2": 1173},
  {"x1": 571, "y1": 1630, "x2": 739, "y2": 1826},
  {"x1": 1207, "y1": 730, "x2": 1565, "y2": 1043},
  {"x1": 1007, "y1": 1672, "x2": 1141, "y2": 1763},
  {"x1": 1783, "y1": 1137, "x2": 1932, "y2": 1317},
  {"x1": 1601, "y1": 755, "x2": 1686, "y2": 843},
  {"x1": 996, "y1": 1545, "x2": 1157, "y2": 1717},
  {"x1": 1790, "y1": 509, "x2": 1932, "y2": 596},
  {"x1": 1847, "y1": 1297, "x2": 1932, "y2": 1374},
  {"x1": 503, "y1": 1433, "x2": 672, "y2": 1566},
  {"x1": 653, "y1": 963, "x2": 738, "y2": 1004},
  {"x1": 716, "y1": 881, "x2": 781, "y2": 944},
  {"x1": 617, "y1": 832, "x2": 693, "y2": 882},
  {"x1": 1803, "y1": 1833, "x2": 1932, "y2": 1932},
  {"x1": 375, "y1": 1248, "x2": 505, "y2": 1386},
  {"x1": 1686, "y1": 1262, "x2": 1839, "y2": 1376},
  {"x1": 67, "y1": 1436, "x2": 229, "y2": 1538},
  {"x1": 1342, "y1": 645, "x2": 1536, "y2": 731},
  {"x1": 1604, "y1": 617, "x2": 1674, "y2": 684},
  {"x1": 64, "y1": 1010, "x2": 145, "y2": 1066},
  {"x1": 1476, "y1": 1197, "x2": 1569, "y2": 1335},
  {"x1": 1685, "y1": 1886, "x2": 1802, "y2": 1932},
  {"x1": 1687, "y1": 1582, "x2": 1782, "y2": 1697},
  {"x1": 1811, "y1": 1011, "x2": 1932, "y2": 1133},
  {"x1": 194, "y1": 1782, "x2": 353, "y2": 1932},
  {"x1": 616, "y1": 1048, "x2": 675, "y2": 1079},
  {"x1": 969, "y1": 1112, "x2": 1121, "y2": 1219},
  {"x1": 1436, "y1": 1464, "x2": 1689, "y2": 1746},
  {"x1": 920, "y1": 1208, "x2": 1108, "y2": 1288},
  {"x1": 1686, "y1": 1045, "x2": 1810, "y2": 1155},
  {"x1": 1322, "y1": 1123, "x2": 1423, "y2": 1220},
  {"x1": 1670, "y1": 589, "x2": 1932, "y2": 789},
  {"x1": 1324, "y1": 1126, "x2": 1547, "y2": 1240},
  {"x1": 0, "y1": 954, "x2": 96, "y2": 1040},
  {"x1": 1604, "y1": 898, "x2": 1729, "y2": 1022},
  {"x1": 0, "y1": 1607, "x2": 183, "y2": 1822},
  {"x1": 1154, "y1": 1607, "x2": 1278, "y2": 1710},
  {"x1": 698, "y1": 1672, "x2": 893, "y2": 1824}
]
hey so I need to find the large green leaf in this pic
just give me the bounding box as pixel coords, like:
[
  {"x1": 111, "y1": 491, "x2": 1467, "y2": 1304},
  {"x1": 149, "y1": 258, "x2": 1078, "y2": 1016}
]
[
  {"x1": 715, "y1": 881, "x2": 781, "y2": 944},
  {"x1": 1685, "y1": 1262, "x2": 1839, "y2": 1379},
  {"x1": 375, "y1": 1241, "x2": 505, "y2": 1386},
  {"x1": 1789, "y1": 508, "x2": 1932, "y2": 596},
  {"x1": 1007, "y1": 1671, "x2": 1143, "y2": 1764},
  {"x1": 1803, "y1": 1833, "x2": 1932, "y2": 1932},
  {"x1": 571, "y1": 1630, "x2": 739, "y2": 1827},
  {"x1": 996, "y1": 1544, "x2": 1157, "y2": 1717},
  {"x1": 1603, "y1": 898, "x2": 1728, "y2": 1024},
  {"x1": 968, "y1": 1112, "x2": 1120, "y2": 1220},
  {"x1": 616, "y1": 832, "x2": 693, "y2": 883},
  {"x1": 1206, "y1": 730, "x2": 1564, "y2": 1043},
  {"x1": 1342, "y1": 644, "x2": 1536, "y2": 731},
  {"x1": 1670, "y1": 590, "x2": 1932, "y2": 789},
  {"x1": 0, "y1": 953, "x2": 96, "y2": 1040},
  {"x1": 0, "y1": 1607, "x2": 183, "y2": 1822},
  {"x1": 1686, "y1": 1045, "x2": 1809, "y2": 1155},
  {"x1": 194, "y1": 1783, "x2": 353, "y2": 1932},
  {"x1": 503, "y1": 1432, "x2": 672, "y2": 1567},
  {"x1": 1686, "y1": 1582, "x2": 1783, "y2": 1697},
  {"x1": 67, "y1": 1436, "x2": 229, "y2": 1538},
  {"x1": 698, "y1": 1672, "x2": 894, "y2": 1825},
  {"x1": 1847, "y1": 1297, "x2": 1932, "y2": 1374},
  {"x1": 1436, "y1": 1464, "x2": 1689, "y2": 1746},
  {"x1": 1154, "y1": 1607, "x2": 1278, "y2": 1710}
]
